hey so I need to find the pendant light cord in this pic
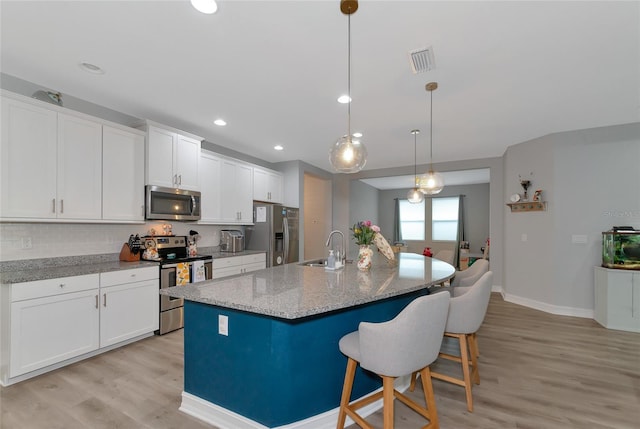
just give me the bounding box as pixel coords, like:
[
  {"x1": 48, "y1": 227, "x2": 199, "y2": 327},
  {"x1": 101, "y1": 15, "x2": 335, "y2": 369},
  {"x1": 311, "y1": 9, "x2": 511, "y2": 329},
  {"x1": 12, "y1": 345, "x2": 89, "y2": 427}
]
[
  {"x1": 347, "y1": 7, "x2": 352, "y2": 140},
  {"x1": 413, "y1": 131, "x2": 417, "y2": 182},
  {"x1": 429, "y1": 88, "x2": 433, "y2": 172}
]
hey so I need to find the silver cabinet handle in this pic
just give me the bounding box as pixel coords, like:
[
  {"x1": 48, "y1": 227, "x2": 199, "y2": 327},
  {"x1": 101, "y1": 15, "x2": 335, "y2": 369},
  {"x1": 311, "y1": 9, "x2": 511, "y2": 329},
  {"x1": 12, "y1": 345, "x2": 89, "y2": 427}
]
[
  {"x1": 141, "y1": 205, "x2": 145, "y2": 216},
  {"x1": 59, "y1": 283, "x2": 65, "y2": 288},
  {"x1": 130, "y1": 273, "x2": 136, "y2": 277},
  {"x1": 173, "y1": 174, "x2": 178, "y2": 185},
  {"x1": 95, "y1": 295, "x2": 99, "y2": 309},
  {"x1": 103, "y1": 293, "x2": 107, "y2": 307},
  {"x1": 60, "y1": 199, "x2": 64, "y2": 214},
  {"x1": 52, "y1": 198, "x2": 56, "y2": 213},
  {"x1": 179, "y1": 174, "x2": 182, "y2": 185}
]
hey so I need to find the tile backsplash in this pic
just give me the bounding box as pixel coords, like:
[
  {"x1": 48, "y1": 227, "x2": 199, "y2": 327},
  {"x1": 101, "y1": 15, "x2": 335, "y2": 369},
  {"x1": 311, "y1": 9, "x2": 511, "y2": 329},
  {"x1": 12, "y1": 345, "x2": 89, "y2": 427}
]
[{"x1": 0, "y1": 222, "x2": 237, "y2": 261}]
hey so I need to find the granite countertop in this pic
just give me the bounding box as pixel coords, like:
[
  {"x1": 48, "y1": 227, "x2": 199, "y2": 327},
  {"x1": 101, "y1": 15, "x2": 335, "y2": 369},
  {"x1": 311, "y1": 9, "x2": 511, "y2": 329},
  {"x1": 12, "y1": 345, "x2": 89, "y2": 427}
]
[
  {"x1": 0, "y1": 259, "x2": 160, "y2": 284},
  {"x1": 0, "y1": 248, "x2": 267, "y2": 285},
  {"x1": 161, "y1": 252, "x2": 455, "y2": 320}
]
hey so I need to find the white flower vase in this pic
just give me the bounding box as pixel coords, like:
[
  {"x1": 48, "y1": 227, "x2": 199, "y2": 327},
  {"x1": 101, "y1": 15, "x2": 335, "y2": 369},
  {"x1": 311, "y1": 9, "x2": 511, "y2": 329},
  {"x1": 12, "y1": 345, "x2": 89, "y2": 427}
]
[{"x1": 357, "y1": 245, "x2": 373, "y2": 271}]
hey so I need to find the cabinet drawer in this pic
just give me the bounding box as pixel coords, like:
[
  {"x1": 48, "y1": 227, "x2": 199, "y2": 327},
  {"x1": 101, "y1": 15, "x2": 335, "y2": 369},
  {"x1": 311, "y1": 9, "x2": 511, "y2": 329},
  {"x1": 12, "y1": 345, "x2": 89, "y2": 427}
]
[
  {"x1": 243, "y1": 253, "x2": 265, "y2": 265},
  {"x1": 11, "y1": 274, "x2": 99, "y2": 302},
  {"x1": 100, "y1": 266, "x2": 159, "y2": 287},
  {"x1": 212, "y1": 256, "x2": 243, "y2": 269}
]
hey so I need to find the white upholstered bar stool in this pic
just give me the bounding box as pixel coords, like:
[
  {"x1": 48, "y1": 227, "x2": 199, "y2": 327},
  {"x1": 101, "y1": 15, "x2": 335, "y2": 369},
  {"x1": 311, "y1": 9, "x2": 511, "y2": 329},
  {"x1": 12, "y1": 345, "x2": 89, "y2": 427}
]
[
  {"x1": 450, "y1": 259, "x2": 489, "y2": 289},
  {"x1": 336, "y1": 292, "x2": 450, "y2": 429},
  {"x1": 427, "y1": 271, "x2": 493, "y2": 412}
]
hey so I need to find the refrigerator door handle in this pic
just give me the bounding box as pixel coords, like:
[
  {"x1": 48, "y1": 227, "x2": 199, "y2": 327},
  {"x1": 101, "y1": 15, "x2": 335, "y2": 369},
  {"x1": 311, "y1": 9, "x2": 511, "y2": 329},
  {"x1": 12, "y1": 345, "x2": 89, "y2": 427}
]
[{"x1": 283, "y1": 217, "x2": 289, "y2": 263}]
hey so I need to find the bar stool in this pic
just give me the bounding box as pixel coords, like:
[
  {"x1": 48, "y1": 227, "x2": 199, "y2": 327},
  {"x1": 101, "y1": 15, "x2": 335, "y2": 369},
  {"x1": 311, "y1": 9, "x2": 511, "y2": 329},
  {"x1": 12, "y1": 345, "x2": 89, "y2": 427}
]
[
  {"x1": 420, "y1": 271, "x2": 493, "y2": 412},
  {"x1": 336, "y1": 292, "x2": 450, "y2": 429}
]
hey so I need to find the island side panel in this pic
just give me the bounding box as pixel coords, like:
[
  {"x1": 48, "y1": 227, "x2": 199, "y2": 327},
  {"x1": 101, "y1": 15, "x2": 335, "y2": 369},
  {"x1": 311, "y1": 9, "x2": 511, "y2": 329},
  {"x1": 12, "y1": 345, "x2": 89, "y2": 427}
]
[{"x1": 183, "y1": 290, "x2": 427, "y2": 427}]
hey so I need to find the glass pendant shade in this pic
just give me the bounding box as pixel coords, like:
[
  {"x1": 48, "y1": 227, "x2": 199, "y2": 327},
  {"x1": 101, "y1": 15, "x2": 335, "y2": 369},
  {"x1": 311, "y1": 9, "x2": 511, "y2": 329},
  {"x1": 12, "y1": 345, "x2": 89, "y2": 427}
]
[
  {"x1": 419, "y1": 171, "x2": 444, "y2": 195},
  {"x1": 407, "y1": 187, "x2": 424, "y2": 203},
  {"x1": 330, "y1": 135, "x2": 367, "y2": 173}
]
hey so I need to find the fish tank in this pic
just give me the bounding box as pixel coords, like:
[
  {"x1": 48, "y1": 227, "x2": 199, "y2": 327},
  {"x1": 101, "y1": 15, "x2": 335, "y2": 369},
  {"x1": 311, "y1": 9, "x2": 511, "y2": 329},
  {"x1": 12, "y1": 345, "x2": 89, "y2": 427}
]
[{"x1": 602, "y1": 227, "x2": 640, "y2": 270}]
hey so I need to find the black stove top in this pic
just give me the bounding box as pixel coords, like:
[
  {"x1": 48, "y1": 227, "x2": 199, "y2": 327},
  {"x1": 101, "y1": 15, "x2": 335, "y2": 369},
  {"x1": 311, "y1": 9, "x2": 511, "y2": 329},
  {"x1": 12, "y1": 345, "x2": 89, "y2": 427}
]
[{"x1": 153, "y1": 255, "x2": 212, "y2": 265}]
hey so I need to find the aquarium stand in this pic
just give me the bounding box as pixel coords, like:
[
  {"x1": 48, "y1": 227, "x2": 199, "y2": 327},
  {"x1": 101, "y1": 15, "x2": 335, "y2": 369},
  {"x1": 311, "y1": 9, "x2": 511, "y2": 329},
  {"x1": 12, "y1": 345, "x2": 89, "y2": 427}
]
[{"x1": 506, "y1": 201, "x2": 547, "y2": 212}]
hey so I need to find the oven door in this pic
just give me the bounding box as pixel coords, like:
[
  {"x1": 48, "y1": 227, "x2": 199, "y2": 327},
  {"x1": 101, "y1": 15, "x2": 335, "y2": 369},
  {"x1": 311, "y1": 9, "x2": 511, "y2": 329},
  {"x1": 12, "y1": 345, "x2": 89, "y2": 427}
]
[{"x1": 160, "y1": 264, "x2": 185, "y2": 311}]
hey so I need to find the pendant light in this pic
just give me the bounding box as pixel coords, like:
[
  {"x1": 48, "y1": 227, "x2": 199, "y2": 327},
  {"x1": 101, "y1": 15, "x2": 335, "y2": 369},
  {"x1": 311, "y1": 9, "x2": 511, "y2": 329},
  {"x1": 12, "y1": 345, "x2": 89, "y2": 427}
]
[
  {"x1": 329, "y1": 0, "x2": 367, "y2": 173},
  {"x1": 407, "y1": 129, "x2": 424, "y2": 203},
  {"x1": 419, "y1": 82, "x2": 444, "y2": 195}
]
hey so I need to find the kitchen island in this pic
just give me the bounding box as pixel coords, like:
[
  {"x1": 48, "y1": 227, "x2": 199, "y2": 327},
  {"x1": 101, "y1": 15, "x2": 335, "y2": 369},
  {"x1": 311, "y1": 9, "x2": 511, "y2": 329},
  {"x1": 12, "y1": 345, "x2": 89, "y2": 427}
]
[{"x1": 161, "y1": 252, "x2": 454, "y2": 429}]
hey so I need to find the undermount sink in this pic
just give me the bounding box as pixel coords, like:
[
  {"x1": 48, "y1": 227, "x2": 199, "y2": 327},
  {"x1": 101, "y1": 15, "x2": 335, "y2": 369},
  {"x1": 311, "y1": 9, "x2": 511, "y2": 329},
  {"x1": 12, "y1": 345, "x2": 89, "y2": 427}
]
[{"x1": 299, "y1": 258, "x2": 328, "y2": 267}]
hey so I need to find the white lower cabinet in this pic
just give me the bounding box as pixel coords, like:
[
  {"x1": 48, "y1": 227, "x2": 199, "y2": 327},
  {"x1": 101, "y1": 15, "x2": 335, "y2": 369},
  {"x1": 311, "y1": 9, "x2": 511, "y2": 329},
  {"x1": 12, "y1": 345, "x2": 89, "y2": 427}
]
[
  {"x1": 9, "y1": 287, "x2": 100, "y2": 378},
  {"x1": 594, "y1": 267, "x2": 640, "y2": 333},
  {"x1": 99, "y1": 267, "x2": 159, "y2": 348},
  {"x1": 1, "y1": 267, "x2": 159, "y2": 385},
  {"x1": 212, "y1": 254, "x2": 266, "y2": 279}
]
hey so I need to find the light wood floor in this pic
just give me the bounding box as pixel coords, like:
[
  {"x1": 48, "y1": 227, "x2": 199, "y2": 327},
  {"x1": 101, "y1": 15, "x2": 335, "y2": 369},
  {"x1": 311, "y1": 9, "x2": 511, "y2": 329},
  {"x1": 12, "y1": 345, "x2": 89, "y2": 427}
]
[{"x1": 1, "y1": 294, "x2": 639, "y2": 429}]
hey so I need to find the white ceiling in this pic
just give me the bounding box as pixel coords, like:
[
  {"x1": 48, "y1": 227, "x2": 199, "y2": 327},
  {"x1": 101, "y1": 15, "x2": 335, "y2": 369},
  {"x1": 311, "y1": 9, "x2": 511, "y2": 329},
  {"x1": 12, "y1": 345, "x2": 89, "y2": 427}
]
[{"x1": 1, "y1": 1, "x2": 639, "y2": 174}]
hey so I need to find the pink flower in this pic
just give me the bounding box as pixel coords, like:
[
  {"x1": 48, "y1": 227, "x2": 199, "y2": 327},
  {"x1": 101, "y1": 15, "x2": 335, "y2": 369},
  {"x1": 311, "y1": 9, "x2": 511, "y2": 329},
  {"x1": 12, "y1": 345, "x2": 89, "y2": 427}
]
[
  {"x1": 371, "y1": 225, "x2": 380, "y2": 233},
  {"x1": 364, "y1": 220, "x2": 372, "y2": 227}
]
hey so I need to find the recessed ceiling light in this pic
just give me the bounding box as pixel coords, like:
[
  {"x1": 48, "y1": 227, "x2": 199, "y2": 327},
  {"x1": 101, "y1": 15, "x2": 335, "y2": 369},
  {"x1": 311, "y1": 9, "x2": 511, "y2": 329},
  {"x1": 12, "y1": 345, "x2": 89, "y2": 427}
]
[
  {"x1": 337, "y1": 95, "x2": 351, "y2": 104},
  {"x1": 274, "y1": 145, "x2": 284, "y2": 151},
  {"x1": 191, "y1": 0, "x2": 218, "y2": 14},
  {"x1": 79, "y1": 62, "x2": 105, "y2": 74},
  {"x1": 214, "y1": 119, "x2": 226, "y2": 126},
  {"x1": 352, "y1": 132, "x2": 363, "y2": 138}
]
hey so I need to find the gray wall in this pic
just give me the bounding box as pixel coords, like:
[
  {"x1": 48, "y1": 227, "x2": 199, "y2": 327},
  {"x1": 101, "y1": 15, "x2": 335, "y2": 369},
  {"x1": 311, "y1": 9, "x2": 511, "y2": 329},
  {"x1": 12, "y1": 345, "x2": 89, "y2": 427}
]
[
  {"x1": 504, "y1": 122, "x2": 640, "y2": 315},
  {"x1": 348, "y1": 180, "x2": 380, "y2": 258},
  {"x1": 378, "y1": 183, "x2": 490, "y2": 256}
]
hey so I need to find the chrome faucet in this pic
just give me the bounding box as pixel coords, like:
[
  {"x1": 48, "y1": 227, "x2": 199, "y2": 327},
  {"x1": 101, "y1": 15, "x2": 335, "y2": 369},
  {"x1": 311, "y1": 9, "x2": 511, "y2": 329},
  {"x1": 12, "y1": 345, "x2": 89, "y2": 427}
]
[{"x1": 325, "y1": 230, "x2": 347, "y2": 266}]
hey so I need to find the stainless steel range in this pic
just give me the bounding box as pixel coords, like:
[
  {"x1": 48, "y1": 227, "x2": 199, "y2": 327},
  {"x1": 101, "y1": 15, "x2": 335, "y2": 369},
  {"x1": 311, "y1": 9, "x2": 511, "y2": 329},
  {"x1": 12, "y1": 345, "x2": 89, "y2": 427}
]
[{"x1": 142, "y1": 236, "x2": 212, "y2": 335}]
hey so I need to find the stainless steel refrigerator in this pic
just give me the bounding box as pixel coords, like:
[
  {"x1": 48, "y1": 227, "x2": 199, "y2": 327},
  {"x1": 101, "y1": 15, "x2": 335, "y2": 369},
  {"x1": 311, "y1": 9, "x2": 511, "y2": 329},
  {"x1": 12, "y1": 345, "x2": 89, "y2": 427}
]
[{"x1": 245, "y1": 203, "x2": 299, "y2": 267}]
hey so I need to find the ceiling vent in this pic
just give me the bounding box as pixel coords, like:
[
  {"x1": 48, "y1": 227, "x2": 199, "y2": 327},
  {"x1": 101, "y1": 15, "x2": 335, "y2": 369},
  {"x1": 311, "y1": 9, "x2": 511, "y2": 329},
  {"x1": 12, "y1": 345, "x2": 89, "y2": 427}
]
[{"x1": 408, "y1": 47, "x2": 435, "y2": 74}]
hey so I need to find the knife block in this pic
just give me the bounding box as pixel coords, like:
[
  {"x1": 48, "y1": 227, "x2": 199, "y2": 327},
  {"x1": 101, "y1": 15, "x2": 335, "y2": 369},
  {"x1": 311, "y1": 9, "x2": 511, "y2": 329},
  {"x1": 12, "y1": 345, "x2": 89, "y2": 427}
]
[{"x1": 119, "y1": 243, "x2": 140, "y2": 262}]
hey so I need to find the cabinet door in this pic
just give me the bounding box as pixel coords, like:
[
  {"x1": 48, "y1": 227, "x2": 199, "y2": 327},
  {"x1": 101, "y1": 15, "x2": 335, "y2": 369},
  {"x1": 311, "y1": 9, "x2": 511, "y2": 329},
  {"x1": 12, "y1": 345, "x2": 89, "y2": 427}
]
[
  {"x1": 268, "y1": 172, "x2": 283, "y2": 204},
  {"x1": 220, "y1": 160, "x2": 241, "y2": 223},
  {"x1": 200, "y1": 152, "x2": 222, "y2": 222},
  {"x1": 235, "y1": 163, "x2": 254, "y2": 222},
  {"x1": 213, "y1": 266, "x2": 243, "y2": 279},
  {"x1": 57, "y1": 113, "x2": 103, "y2": 219},
  {"x1": 100, "y1": 280, "x2": 159, "y2": 348},
  {"x1": 253, "y1": 168, "x2": 269, "y2": 202},
  {"x1": 146, "y1": 126, "x2": 176, "y2": 188},
  {"x1": 102, "y1": 126, "x2": 145, "y2": 221},
  {"x1": 175, "y1": 135, "x2": 201, "y2": 191},
  {"x1": 1, "y1": 96, "x2": 57, "y2": 218},
  {"x1": 10, "y1": 289, "x2": 100, "y2": 377}
]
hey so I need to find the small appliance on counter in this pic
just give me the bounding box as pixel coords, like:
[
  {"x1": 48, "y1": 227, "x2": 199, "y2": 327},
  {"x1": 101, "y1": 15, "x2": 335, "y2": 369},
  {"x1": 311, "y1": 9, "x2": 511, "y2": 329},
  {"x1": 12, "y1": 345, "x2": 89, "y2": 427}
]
[{"x1": 220, "y1": 229, "x2": 244, "y2": 253}]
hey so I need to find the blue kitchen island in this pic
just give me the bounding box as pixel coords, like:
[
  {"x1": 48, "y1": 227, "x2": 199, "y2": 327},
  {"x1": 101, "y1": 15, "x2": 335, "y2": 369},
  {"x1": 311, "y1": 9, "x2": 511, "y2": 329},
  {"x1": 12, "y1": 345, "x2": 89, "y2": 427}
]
[{"x1": 161, "y1": 252, "x2": 454, "y2": 429}]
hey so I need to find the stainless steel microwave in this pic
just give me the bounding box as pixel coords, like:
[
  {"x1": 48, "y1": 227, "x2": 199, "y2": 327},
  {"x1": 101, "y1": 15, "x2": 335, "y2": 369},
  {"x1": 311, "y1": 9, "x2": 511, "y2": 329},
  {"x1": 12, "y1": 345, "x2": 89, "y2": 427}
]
[{"x1": 145, "y1": 185, "x2": 201, "y2": 221}]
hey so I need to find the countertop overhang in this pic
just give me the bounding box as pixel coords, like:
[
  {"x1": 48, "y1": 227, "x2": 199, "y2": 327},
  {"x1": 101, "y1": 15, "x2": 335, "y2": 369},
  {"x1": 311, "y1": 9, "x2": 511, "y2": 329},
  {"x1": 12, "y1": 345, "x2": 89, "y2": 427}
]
[{"x1": 161, "y1": 252, "x2": 455, "y2": 320}]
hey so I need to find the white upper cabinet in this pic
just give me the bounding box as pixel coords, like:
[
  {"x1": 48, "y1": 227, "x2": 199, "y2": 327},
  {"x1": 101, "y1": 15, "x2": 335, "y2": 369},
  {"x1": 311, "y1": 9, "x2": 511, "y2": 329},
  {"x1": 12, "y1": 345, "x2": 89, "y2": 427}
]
[
  {"x1": 142, "y1": 121, "x2": 202, "y2": 191},
  {"x1": 102, "y1": 125, "x2": 145, "y2": 221},
  {"x1": 1, "y1": 96, "x2": 58, "y2": 219},
  {"x1": 220, "y1": 159, "x2": 253, "y2": 224},
  {"x1": 253, "y1": 167, "x2": 283, "y2": 204},
  {"x1": 1, "y1": 91, "x2": 146, "y2": 223},
  {"x1": 199, "y1": 151, "x2": 222, "y2": 222},
  {"x1": 56, "y1": 113, "x2": 103, "y2": 220}
]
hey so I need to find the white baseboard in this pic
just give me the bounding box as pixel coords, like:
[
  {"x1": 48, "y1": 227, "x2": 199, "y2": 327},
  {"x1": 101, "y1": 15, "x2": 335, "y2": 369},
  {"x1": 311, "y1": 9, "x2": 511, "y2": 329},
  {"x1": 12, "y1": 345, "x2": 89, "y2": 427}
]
[
  {"x1": 503, "y1": 292, "x2": 594, "y2": 319},
  {"x1": 179, "y1": 375, "x2": 412, "y2": 429}
]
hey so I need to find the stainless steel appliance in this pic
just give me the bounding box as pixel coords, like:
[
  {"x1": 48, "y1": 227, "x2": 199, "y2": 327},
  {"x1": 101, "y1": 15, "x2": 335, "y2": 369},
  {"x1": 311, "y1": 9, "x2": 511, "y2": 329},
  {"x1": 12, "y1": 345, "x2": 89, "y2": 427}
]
[
  {"x1": 220, "y1": 230, "x2": 244, "y2": 253},
  {"x1": 145, "y1": 185, "x2": 201, "y2": 221},
  {"x1": 142, "y1": 235, "x2": 212, "y2": 335},
  {"x1": 246, "y1": 204, "x2": 299, "y2": 267}
]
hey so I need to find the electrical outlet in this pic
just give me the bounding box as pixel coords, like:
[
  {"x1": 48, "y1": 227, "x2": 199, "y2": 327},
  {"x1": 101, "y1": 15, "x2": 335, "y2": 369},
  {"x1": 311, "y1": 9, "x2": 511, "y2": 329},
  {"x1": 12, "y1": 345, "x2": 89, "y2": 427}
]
[
  {"x1": 22, "y1": 237, "x2": 32, "y2": 249},
  {"x1": 218, "y1": 315, "x2": 229, "y2": 336}
]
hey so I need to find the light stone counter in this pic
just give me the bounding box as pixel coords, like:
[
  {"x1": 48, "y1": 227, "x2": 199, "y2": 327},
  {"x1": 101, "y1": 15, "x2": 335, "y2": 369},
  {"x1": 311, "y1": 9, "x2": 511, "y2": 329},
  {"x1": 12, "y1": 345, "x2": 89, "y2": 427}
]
[{"x1": 161, "y1": 252, "x2": 455, "y2": 320}]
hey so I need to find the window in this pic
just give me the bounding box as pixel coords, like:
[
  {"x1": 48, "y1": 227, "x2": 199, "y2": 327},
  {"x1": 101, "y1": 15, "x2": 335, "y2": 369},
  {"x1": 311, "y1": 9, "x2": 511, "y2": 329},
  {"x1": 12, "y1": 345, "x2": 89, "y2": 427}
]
[
  {"x1": 432, "y1": 197, "x2": 459, "y2": 241},
  {"x1": 399, "y1": 199, "x2": 425, "y2": 240}
]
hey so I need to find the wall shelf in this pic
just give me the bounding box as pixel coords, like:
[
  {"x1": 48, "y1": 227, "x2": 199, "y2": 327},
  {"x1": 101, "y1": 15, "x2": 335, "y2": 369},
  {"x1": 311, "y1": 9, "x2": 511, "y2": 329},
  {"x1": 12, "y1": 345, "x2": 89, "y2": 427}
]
[{"x1": 506, "y1": 201, "x2": 547, "y2": 212}]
